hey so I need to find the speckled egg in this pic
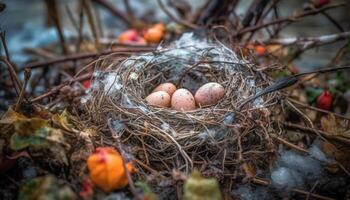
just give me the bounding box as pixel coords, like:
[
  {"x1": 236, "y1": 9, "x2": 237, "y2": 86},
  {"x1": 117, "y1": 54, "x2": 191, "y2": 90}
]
[
  {"x1": 195, "y1": 82, "x2": 225, "y2": 107},
  {"x1": 145, "y1": 91, "x2": 171, "y2": 108},
  {"x1": 171, "y1": 89, "x2": 196, "y2": 111},
  {"x1": 152, "y1": 83, "x2": 177, "y2": 96}
]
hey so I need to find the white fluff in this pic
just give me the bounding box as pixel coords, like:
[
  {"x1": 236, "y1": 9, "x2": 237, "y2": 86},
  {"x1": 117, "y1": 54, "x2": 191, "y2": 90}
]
[{"x1": 271, "y1": 142, "x2": 333, "y2": 190}]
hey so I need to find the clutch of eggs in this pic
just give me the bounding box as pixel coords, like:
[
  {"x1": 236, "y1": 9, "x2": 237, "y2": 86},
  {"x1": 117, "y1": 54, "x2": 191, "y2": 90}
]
[{"x1": 145, "y1": 82, "x2": 225, "y2": 111}]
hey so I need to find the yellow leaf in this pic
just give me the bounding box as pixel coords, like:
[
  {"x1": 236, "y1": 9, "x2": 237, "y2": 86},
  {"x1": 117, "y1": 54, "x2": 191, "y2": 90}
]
[
  {"x1": 183, "y1": 170, "x2": 222, "y2": 200},
  {"x1": 0, "y1": 108, "x2": 27, "y2": 124},
  {"x1": 52, "y1": 110, "x2": 76, "y2": 133}
]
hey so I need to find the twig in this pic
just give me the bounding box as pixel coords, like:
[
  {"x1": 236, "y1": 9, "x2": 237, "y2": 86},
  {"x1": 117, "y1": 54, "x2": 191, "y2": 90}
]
[
  {"x1": 251, "y1": 178, "x2": 335, "y2": 200},
  {"x1": 192, "y1": 0, "x2": 211, "y2": 23},
  {"x1": 320, "y1": 11, "x2": 344, "y2": 32},
  {"x1": 241, "y1": 0, "x2": 270, "y2": 28},
  {"x1": 0, "y1": 57, "x2": 22, "y2": 96},
  {"x1": 123, "y1": 0, "x2": 136, "y2": 26},
  {"x1": 306, "y1": 181, "x2": 319, "y2": 200},
  {"x1": 282, "y1": 121, "x2": 350, "y2": 145},
  {"x1": 196, "y1": 0, "x2": 238, "y2": 25},
  {"x1": 23, "y1": 48, "x2": 56, "y2": 59},
  {"x1": 0, "y1": 31, "x2": 11, "y2": 62},
  {"x1": 107, "y1": 119, "x2": 142, "y2": 200},
  {"x1": 82, "y1": 0, "x2": 101, "y2": 50},
  {"x1": 235, "y1": 2, "x2": 345, "y2": 36},
  {"x1": 23, "y1": 47, "x2": 154, "y2": 69},
  {"x1": 133, "y1": 158, "x2": 166, "y2": 179},
  {"x1": 76, "y1": 1, "x2": 85, "y2": 53},
  {"x1": 157, "y1": 0, "x2": 198, "y2": 29},
  {"x1": 30, "y1": 73, "x2": 91, "y2": 102},
  {"x1": 92, "y1": 0, "x2": 131, "y2": 26},
  {"x1": 265, "y1": 31, "x2": 350, "y2": 50},
  {"x1": 245, "y1": 0, "x2": 280, "y2": 43},
  {"x1": 271, "y1": 134, "x2": 308, "y2": 154},
  {"x1": 287, "y1": 98, "x2": 350, "y2": 121},
  {"x1": 65, "y1": 5, "x2": 79, "y2": 33},
  {"x1": 15, "y1": 68, "x2": 31, "y2": 111},
  {"x1": 44, "y1": 0, "x2": 68, "y2": 55},
  {"x1": 292, "y1": 188, "x2": 334, "y2": 200}
]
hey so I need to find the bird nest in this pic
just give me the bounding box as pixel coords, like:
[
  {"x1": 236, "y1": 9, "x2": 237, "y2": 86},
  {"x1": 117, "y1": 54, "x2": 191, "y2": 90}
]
[{"x1": 81, "y1": 33, "x2": 280, "y2": 181}]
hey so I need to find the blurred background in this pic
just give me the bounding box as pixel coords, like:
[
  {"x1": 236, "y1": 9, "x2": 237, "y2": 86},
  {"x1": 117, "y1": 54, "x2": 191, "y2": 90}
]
[{"x1": 0, "y1": 0, "x2": 349, "y2": 68}]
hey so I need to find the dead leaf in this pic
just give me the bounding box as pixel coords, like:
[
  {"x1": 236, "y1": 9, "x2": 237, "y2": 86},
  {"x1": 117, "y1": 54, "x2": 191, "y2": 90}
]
[
  {"x1": 10, "y1": 126, "x2": 70, "y2": 165},
  {"x1": 242, "y1": 162, "x2": 255, "y2": 178},
  {"x1": 52, "y1": 110, "x2": 76, "y2": 133},
  {"x1": 18, "y1": 175, "x2": 77, "y2": 200},
  {"x1": 14, "y1": 118, "x2": 48, "y2": 136},
  {"x1": 321, "y1": 114, "x2": 350, "y2": 138},
  {"x1": 0, "y1": 108, "x2": 27, "y2": 124}
]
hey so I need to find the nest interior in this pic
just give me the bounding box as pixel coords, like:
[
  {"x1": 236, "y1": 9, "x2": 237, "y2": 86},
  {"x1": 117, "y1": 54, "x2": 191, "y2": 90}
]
[{"x1": 82, "y1": 33, "x2": 279, "y2": 181}]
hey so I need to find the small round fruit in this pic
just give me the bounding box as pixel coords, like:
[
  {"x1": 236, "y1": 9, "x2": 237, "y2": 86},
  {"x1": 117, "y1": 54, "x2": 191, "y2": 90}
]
[
  {"x1": 195, "y1": 82, "x2": 225, "y2": 107},
  {"x1": 144, "y1": 27, "x2": 164, "y2": 43},
  {"x1": 154, "y1": 23, "x2": 165, "y2": 32},
  {"x1": 171, "y1": 89, "x2": 196, "y2": 111},
  {"x1": 145, "y1": 91, "x2": 171, "y2": 107},
  {"x1": 118, "y1": 29, "x2": 146, "y2": 45},
  {"x1": 153, "y1": 83, "x2": 177, "y2": 96}
]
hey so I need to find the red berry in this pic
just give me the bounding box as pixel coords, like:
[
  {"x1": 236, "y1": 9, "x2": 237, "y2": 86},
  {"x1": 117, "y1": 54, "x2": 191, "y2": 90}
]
[
  {"x1": 316, "y1": 91, "x2": 333, "y2": 110},
  {"x1": 79, "y1": 178, "x2": 93, "y2": 198},
  {"x1": 82, "y1": 80, "x2": 91, "y2": 89}
]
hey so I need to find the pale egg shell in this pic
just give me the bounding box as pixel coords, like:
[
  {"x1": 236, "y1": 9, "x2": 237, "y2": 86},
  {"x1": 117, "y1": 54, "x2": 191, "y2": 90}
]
[
  {"x1": 152, "y1": 83, "x2": 177, "y2": 96},
  {"x1": 145, "y1": 91, "x2": 171, "y2": 108},
  {"x1": 195, "y1": 82, "x2": 225, "y2": 107},
  {"x1": 171, "y1": 89, "x2": 196, "y2": 111}
]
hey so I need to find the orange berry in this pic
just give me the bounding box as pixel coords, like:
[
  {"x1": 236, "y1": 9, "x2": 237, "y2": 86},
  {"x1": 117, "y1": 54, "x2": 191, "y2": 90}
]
[
  {"x1": 144, "y1": 27, "x2": 164, "y2": 43},
  {"x1": 153, "y1": 23, "x2": 165, "y2": 32},
  {"x1": 254, "y1": 45, "x2": 266, "y2": 56},
  {"x1": 87, "y1": 147, "x2": 134, "y2": 193}
]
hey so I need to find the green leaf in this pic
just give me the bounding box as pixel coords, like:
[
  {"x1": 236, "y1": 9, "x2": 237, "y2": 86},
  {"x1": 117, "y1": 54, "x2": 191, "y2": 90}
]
[
  {"x1": 18, "y1": 175, "x2": 77, "y2": 200},
  {"x1": 10, "y1": 127, "x2": 70, "y2": 165},
  {"x1": 305, "y1": 87, "x2": 323, "y2": 103},
  {"x1": 10, "y1": 127, "x2": 51, "y2": 150},
  {"x1": 183, "y1": 170, "x2": 222, "y2": 200}
]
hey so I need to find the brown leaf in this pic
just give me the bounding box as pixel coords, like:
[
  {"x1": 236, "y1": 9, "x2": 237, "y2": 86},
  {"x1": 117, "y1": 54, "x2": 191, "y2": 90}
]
[
  {"x1": 14, "y1": 118, "x2": 48, "y2": 136},
  {"x1": 0, "y1": 108, "x2": 27, "y2": 124},
  {"x1": 242, "y1": 162, "x2": 255, "y2": 178},
  {"x1": 321, "y1": 114, "x2": 350, "y2": 138}
]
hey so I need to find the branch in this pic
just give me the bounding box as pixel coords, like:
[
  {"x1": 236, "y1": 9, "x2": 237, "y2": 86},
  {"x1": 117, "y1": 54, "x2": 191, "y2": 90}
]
[
  {"x1": 23, "y1": 47, "x2": 155, "y2": 69},
  {"x1": 157, "y1": 0, "x2": 198, "y2": 29},
  {"x1": 44, "y1": 0, "x2": 68, "y2": 55},
  {"x1": 30, "y1": 72, "x2": 91, "y2": 102},
  {"x1": 282, "y1": 121, "x2": 350, "y2": 145},
  {"x1": 265, "y1": 31, "x2": 350, "y2": 50},
  {"x1": 241, "y1": 0, "x2": 270, "y2": 28},
  {"x1": 236, "y1": 2, "x2": 346, "y2": 36},
  {"x1": 92, "y1": 0, "x2": 131, "y2": 26},
  {"x1": 0, "y1": 57, "x2": 22, "y2": 96}
]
